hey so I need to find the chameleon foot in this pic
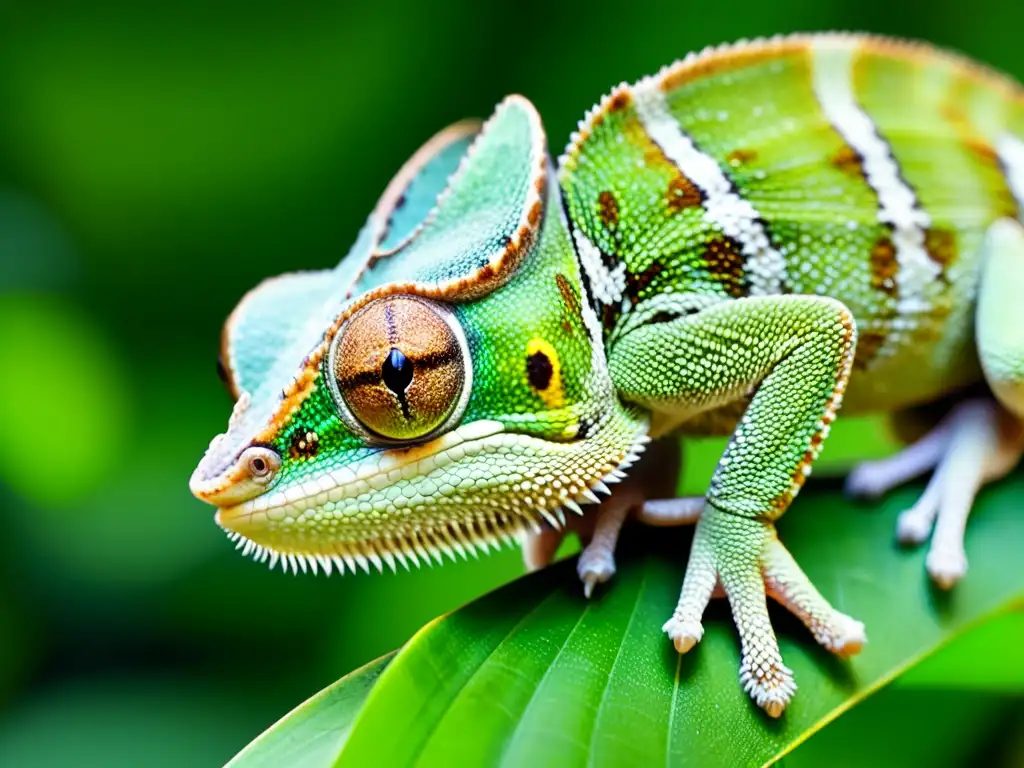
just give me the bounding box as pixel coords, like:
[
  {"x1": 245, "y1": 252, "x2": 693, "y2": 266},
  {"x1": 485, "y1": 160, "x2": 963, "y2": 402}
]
[
  {"x1": 847, "y1": 399, "x2": 1024, "y2": 589},
  {"x1": 664, "y1": 505, "x2": 862, "y2": 717},
  {"x1": 577, "y1": 487, "x2": 642, "y2": 598}
]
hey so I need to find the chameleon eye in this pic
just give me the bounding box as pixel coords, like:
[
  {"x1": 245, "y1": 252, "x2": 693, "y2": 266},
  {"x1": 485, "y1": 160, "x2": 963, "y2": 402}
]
[
  {"x1": 328, "y1": 296, "x2": 472, "y2": 442},
  {"x1": 240, "y1": 445, "x2": 280, "y2": 484}
]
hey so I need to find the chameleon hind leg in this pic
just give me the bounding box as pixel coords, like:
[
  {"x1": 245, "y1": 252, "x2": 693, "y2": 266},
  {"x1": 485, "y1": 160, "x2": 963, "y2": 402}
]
[
  {"x1": 846, "y1": 219, "x2": 1024, "y2": 587},
  {"x1": 609, "y1": 295, "x2": 864, "y2": 717}
]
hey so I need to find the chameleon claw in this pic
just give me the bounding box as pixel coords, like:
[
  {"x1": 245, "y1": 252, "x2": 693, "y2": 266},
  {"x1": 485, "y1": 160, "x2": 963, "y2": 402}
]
[
  {"x1": 577, "y1": 547, "x2": 616, "y2": 598},
  {"x1": 742, "y1": 665, "x2": 796, "y2": 719},
  {"x1": 662, "y1": 615, "x2": 704, "y2": 653},
  {"x1": 823, "y1": 614, "x2": 867, "y2": 657},
  {"x1": 926, "y1": 546, "x2": 968, "y2": 590}
]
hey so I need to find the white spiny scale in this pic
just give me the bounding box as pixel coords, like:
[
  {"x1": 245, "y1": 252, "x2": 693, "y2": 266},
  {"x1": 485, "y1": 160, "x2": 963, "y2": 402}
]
[
  {"x1": 317, "y1": 554, "x2": 333, "y2": 576},
  {"x1": 401, "y1": 546, "x2": 419, "y2": 568},
  {"x1": 431, "y1": 533, "x2": 457, "y2": 563},
  {"x1": 342, "y1": 552, "x2": 359, "y2": 572},
  {"x1": 365, "y1": 548, "x2": 385, "y2": 573},
  {"x1": 531, "y1": 511, "x2": 549, "y2": 532},
  {"x1": 296, "y1": 554, "x2": 308, "y2": 574},
  {"x1": 553, "y1": 507, "x2": 566, "y2": 528},
  {"x1": 258, "y1": 546, "x2": 270, "y2": 563},
  {"x1": 423, "y1": 535, "x2": 445, "y2": 566},
  {"x1": 564, "y1": 498, "x2": 584, "y2": 516},
  {"x1": 392, "y1": 548, "x2": 411, "y2": 570},
  {"x1": 331, "y1": 554, "x2": 347, "y2": 575},
  {"x1": 454, "y1": 524, "x2": 480, "y2": 558},
  {"x1": 377, "y1": 548, "x2": 396, "y2": 573},
  {"x1": 410, "y1": 536, "x2": 433, "y2": 567},
  {"x1": 580, "y1": 488, "x2": 602, "y2": 505},
  {"x1": 443, "y1": 530, "x2": 468, "y2": 560},
  {"x1": 592, "y1": 480, "x2": 612, "y2": 496},
  {"x1": 268, "y1": 552, "x2": 280, "y2": 571},
  {"x1": 353, "y1": 552, "x2": 370, "y2": 574}
]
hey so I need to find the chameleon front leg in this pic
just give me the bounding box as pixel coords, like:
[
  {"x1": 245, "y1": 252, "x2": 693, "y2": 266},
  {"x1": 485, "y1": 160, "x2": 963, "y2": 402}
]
[
  {"x1": 609, "y1": 295, "x2": 864, "y2": 717},
  {"x1": 847, "y1": 218, "x2": 1024, "y2": 587}
]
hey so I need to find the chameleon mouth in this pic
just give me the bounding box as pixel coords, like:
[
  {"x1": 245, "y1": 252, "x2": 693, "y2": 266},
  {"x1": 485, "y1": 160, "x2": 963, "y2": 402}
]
[{"x1": 214, "y1": 418, "x2": 649, "y2": 575}]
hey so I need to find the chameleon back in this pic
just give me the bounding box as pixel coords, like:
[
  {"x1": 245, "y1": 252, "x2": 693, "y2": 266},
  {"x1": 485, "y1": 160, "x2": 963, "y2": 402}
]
[{"x1": 559, "y1": 34, "x2": 1024, "y2": 415}]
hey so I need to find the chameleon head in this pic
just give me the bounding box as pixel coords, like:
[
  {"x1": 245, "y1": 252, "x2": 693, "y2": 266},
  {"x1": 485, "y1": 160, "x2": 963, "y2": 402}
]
[{"x1": 189, "y1": 95, "x2": 648, "y2": 573}]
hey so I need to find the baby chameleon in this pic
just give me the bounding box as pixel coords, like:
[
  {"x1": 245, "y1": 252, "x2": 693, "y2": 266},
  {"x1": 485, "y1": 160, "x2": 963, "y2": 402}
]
[{"x1": 190, "y1": 33, "x2": 1024, "y2": 717}]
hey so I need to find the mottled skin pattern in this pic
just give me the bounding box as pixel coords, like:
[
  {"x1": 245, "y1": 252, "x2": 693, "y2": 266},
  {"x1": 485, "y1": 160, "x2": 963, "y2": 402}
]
[{"x1": 191, "y1": 34, "x2": 1024, "y2": 717}]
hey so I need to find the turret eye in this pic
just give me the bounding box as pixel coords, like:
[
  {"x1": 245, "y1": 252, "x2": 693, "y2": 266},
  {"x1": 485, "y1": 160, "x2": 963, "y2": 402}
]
[{"x1": 327, "y1": 296, "x2": 472, "y2": 442}]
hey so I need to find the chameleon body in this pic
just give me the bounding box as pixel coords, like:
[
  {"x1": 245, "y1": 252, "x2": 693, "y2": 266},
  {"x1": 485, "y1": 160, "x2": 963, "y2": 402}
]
[{"x1": 190, "y1": 34, "x2": 1024, "y2": 716}]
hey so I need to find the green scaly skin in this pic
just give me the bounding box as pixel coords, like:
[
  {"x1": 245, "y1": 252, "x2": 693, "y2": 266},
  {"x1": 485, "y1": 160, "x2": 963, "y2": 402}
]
[{"x1": 191, "y1": 33, "x2": 1024, "y2": 717}]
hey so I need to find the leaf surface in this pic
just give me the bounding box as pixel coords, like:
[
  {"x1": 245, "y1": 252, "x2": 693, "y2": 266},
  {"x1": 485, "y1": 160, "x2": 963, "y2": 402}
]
[
  {"x1": 333, "y1": 477, "x2": 1024, "y2": 767},
  {"x1": 226, "y1": 653, "x2": 392, "y2": 768}
]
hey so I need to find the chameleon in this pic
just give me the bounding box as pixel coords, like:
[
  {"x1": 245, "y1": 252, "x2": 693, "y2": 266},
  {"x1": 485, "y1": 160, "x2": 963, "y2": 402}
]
[{"x1": 190, "y1": 33, "x2": 1024, "y2": 717}]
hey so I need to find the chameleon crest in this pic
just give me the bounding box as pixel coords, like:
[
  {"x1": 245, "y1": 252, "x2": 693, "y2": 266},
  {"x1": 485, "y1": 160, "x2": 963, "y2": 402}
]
[{"x1": 195, "y1": 34, "x2": 1024, "y2": 718}]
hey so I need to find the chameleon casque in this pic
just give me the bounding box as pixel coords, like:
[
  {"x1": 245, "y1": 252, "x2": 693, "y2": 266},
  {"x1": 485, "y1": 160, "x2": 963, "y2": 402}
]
[{"x1": 190, "y1": 33, "x2": 1024, "y2": 717}]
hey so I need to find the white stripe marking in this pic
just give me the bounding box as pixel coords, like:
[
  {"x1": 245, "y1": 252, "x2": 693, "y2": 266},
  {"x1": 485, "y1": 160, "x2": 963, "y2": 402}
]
[
  {"x1": 574, "y1": 228, "x2": 626, "y2": 306},
  {"x1": 632, "y1": 77, "x2": 787, "y2": 296},
  {"x1": 811, "y1": 41, "x2": 939, "y2": 315},
  {"x1": 997, "y1": 133, "x2": 1024, "y2": 219}
]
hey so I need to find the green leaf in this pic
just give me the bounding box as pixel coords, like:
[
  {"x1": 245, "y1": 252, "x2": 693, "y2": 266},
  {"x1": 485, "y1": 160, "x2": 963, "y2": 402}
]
[
  {"x1": 226, "y1": 653, "x2": 393, "y2": 768},
  {"x1": 783, "y1": 687, "x2": 1016, "y2": 767},
  {"x1": 331, "y1": 476, "x2": 1024, "y2": 767},
  {"x1": 895, "y1": 606, "x2": 1024, "y2": 691}
]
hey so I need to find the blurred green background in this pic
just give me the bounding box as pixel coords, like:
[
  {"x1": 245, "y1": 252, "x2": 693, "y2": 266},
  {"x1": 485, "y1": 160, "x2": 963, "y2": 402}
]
[{"x1": 0, "y1": 2, "x2": 1021, "y2": 765}]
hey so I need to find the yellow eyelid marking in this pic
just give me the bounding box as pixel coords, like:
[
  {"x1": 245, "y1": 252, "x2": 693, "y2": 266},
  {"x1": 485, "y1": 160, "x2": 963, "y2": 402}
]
[{"x1": 525, "y1": 337, "x2": 565, "y2": 409}]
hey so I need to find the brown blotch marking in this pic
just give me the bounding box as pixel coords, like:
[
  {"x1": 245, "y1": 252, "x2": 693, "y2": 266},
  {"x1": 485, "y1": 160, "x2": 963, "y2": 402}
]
[
  {"x1": 288, "y1": 430, "x2": 320, "y2": 460},
  {"x1": 703, "y1": 236, "x2": 747, "y2": 298},
  {"x1": 941, "y1": 79, "x2": 1021, "y2": 221},
  {"x1": 665, "y1": 176, "x2": 703, "y2": 212},
  {"x1": 869, "y1": 237, "x2": 898, "y2": 296},
  {"x1": 526, "y1": 351, "x2": 554, "y2": 391},
  {"x1": 726, "y1": 148, "x2": 758, "y2": 168},
  {"x1": 625, "y1": 261, "x2": 664, "y2": 301},
  {"x1": 581, "y1": 88, "x2": 632, "y2": 137},
  {"x1": 600, "y1": 303, "x2": 618, "y2": 332},
  {"x1": 924, "y1": 227, "x2": 957, "y2": 278},
  {"x1": 854, "y1": 329, "x2": 887, "y2": 370},
  {"x1": 597, "y1": 190, "x2": 620, "y2": 229},
  {"x1": 831, "y1": 145, "x2": 865, "y2": 178},
  {"x1": 964, "y1": 136, "x2": 1000, "y2": 165},
  {"x1": 555, "y1": 273, "x2": 581, "y2": 334},
  {"x1": 607, "y1": 90, "x2": 631, "y2": 113}
]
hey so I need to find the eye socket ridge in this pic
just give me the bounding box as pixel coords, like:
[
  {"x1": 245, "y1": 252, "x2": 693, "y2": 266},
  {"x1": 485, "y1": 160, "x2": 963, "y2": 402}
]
[{"x1": 326, "y1": 295, "x2": 473, "y2": 445}]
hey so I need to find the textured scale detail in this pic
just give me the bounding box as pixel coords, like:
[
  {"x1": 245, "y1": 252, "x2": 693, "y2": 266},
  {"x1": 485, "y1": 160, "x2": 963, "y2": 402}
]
[
  {"x1": 810, "y1": 38, "x2": 940, "y2": 319},
  {"x1": 194, "y1": 31, "x2": 1024, "y2": 720},
  {"x1": 631, "y1": 76, "x2": 788, "y2": 296}
]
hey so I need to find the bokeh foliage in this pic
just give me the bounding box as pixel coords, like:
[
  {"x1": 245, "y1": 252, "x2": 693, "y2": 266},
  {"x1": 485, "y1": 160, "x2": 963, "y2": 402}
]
[{"x1": 0, "y1": 1, "x2": 1021, "y2": 765}]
